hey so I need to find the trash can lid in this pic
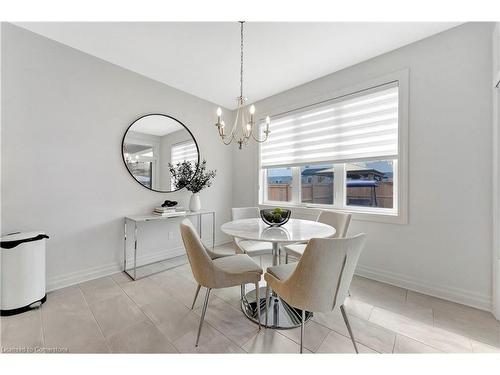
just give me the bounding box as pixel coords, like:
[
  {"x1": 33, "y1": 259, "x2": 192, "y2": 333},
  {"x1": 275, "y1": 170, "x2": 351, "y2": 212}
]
[{"x1": 0, "y1": 232, "x2": 49, "y2": 249}]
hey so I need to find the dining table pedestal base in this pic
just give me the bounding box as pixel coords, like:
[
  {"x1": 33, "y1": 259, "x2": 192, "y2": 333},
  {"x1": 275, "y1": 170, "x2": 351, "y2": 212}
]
[{"x1": 241, "y1": 286, "x2": 313, "y2": 329}]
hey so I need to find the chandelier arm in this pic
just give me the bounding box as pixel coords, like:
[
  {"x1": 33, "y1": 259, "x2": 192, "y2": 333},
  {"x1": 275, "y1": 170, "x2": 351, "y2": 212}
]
[
  {"x1": 250, "y1": 131, "x2": 269, "y2": 143},
  {"x1": 226, "y1": 106, "x2": 240, "y2": 140},
  {"x1": 222, "y1": 133, "x2": 236, "y2": 145}
]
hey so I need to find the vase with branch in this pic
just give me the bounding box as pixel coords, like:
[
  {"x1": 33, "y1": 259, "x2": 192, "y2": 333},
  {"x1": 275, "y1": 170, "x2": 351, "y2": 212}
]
[{"x1": 168, "y1": 159, "x2": 216, "y2": 211}]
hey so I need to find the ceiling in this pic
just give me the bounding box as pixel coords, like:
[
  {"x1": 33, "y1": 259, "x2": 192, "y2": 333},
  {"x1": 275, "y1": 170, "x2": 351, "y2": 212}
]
[
  {"x1": 15, "y1": 22, "x2": 460, "y2": 109},
  {"x1": 130, "y1": 115, "x2": 184, "y2": 136}
]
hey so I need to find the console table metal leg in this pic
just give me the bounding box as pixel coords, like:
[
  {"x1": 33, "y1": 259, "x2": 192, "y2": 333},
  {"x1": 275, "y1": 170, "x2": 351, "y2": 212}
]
[
  {"x1": 133, "y1": 221, "x2": 138, "y2": 280},
  {"x1": 123, "y1": 218, "x2": 127, "y2": 272}
]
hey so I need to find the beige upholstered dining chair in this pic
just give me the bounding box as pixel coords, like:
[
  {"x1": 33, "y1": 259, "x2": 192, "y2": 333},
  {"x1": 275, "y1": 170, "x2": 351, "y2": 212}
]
[
  {"x1": 231, "y1": 207, "x2": 274, "y2": 256},
  {"x1": 284, "y1": 210, "x2": 352, "y2": 263},
  {"x1": 180, "y1": 219, "x2": 263, "y2": 346},
  {"x1": 231, "y1": 207, "x2": 273, "y2": 299},
  {"x1": 264, "y1": 234, "x2": 366, "y2": 353}
]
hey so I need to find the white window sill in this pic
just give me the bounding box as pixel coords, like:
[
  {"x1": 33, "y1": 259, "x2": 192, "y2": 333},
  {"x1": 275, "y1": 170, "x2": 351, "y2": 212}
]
[{"x1": 259, "y1": 202, "x2": 407, "y2": 225}]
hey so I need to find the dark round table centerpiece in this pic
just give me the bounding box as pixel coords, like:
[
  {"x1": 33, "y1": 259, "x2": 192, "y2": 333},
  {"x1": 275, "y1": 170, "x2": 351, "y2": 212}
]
[{"x1": 260, "y1": 208, "x2": 291, "y2": 227}]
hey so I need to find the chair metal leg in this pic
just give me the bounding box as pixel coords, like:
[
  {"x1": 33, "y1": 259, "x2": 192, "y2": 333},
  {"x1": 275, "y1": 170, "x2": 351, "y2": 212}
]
[
  {"x1": 240, "y1": 284, "x2": 245, "y2": 301},
  {"x1": 265, "y1": 285, "x2": 269, "y2": 327},
  {"x1": 195, "y1": 288, "x2": 211, "y2": 347},
  {"x1": 191, "y1": 284, "x2": 201, "y2": 310},
  {"x1": 255, "y1": 283, "x2": 261, "y2": 330},
  {"x1": 340, "y1": 304, "x2": 358, "y2": 353},
  {"x1": 300, "y1": 309, "x2": 305, "y2": 353},
  {"x1": 348, "y1": 290, "x2": 351, "y2": 297},
  {"x1": 285, "y1": 252, "x2": 288, "y2": 264}
]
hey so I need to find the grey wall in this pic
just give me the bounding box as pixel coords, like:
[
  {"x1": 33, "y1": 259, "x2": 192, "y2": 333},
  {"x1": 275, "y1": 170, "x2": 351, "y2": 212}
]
[
  {"x1": 1, "y1": 23, "x2": 233, "y2": 290},
  {"x1": 232, "y1": 22, "x2": 494, "y2": 310}
]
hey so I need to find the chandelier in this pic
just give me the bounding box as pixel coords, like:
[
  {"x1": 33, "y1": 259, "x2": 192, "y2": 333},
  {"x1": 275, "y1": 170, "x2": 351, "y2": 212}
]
[{"x1": 215, "y1": 21, "x2": 270, "y2": 149}]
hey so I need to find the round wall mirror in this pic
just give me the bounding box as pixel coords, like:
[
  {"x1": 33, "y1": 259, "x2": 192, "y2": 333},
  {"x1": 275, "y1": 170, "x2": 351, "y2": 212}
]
[{"x1": 122, "y1": 114, "x2": 200, "y2": 193}]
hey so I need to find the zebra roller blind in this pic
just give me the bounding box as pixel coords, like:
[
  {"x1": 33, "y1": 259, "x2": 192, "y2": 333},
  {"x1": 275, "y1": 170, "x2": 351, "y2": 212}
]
[
  {"x1": 260, "y1": 83, "x2": 399, "y2": 168},
  {"x1": 171, "y1": 140, "x2": 198, "y2": 165}
]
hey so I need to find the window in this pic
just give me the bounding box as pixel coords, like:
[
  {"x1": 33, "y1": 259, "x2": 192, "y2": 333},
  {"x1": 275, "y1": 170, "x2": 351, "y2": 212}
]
[
  {"x1": 301, "y1": 164, "x2": 334, "y2": 205},
  {"x1": 128, "y1": 161, "x2": 153, "y2": 189},
  {"x1": 346, "y1": 159, "x2": 394, "y2": 209},
  {"x1": 125, "y1": 143, "x2": 157, "y2": 189},
  {"x1": 259, "y1": 77, "x2": 407, "y2": 222},
  {"x1": 265, "y1": 167, "x2": 293, "y2": 202},
  {"x1": 170, "y1": 140, "x2": 198, "y2": 190},
  {"x1": 171, "y1": 140, "x2": 198, "y2": 165}
]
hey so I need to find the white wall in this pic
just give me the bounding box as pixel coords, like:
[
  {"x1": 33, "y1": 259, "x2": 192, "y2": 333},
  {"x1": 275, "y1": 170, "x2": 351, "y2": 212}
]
[
  {"x1": 492, "y1": 23, "x2": 500, "y2": 319},
  {"x1": 1, "y1": 23, "x2": 234, "y2": 291},
  {"x1": 232, "y1": 22, "x2": 494, "y2": 310}
]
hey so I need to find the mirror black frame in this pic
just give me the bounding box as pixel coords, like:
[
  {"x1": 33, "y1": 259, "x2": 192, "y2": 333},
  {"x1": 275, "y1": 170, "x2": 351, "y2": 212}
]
[{"x1": 121, "y1": 113, "x2": 200, "y2": 193}]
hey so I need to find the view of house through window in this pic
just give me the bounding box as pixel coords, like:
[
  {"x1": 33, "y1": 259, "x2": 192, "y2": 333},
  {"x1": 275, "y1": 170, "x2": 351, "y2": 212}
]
[
  {"x1": 301, "y1": 164, "x2": 334, "y2": 204},
  {"x1": 346, "y1": 160, "x2": 394, "y2": 208}
]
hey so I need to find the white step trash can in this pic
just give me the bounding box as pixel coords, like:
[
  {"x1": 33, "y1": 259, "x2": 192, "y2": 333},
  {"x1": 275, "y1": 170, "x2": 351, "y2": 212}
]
[{"x1": 1, "y1": 231, "x2": 49, "y2": 316}]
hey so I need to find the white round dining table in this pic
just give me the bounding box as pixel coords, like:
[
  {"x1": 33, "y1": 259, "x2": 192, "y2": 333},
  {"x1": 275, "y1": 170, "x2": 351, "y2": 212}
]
[{"x1": 221, "y1": 218, "x2": 336, "y2": 329}]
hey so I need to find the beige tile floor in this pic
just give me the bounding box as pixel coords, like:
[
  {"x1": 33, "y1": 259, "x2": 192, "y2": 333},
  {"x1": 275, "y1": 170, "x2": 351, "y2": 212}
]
[{"x1": 1, "y1": 245, "x2": 500, "y2": 354}]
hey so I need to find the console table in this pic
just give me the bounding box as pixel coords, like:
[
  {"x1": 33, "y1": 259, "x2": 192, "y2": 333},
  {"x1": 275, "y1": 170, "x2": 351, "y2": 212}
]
[{"x1": 123, "y1": 209, "x2": 215, "y2": 280}]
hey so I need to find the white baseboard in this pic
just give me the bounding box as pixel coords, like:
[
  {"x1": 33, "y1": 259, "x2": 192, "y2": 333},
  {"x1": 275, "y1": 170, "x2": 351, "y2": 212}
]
[
  {"x1": 356, "y1": 264, "x2": 492, "y2": 312},
  {"x1": 46, "y1": 240, "x2": 228, "y2": 292},
  {"x1": 125, "y1": 246, "x2": 185, "y2": 268},
  {"x1": 47, "y1": 262, "x2": 123, "y2": 292}
]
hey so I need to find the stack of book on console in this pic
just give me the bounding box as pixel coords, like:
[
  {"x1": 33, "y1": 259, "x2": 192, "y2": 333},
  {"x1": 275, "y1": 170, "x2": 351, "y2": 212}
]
[{"x1": 153, "y1": 206, "x2": 186, "y2": 217}]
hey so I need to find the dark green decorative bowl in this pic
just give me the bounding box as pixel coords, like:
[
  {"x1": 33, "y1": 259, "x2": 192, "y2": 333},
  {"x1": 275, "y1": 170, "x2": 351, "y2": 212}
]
[{"x1": 260, "y1": 208, "x2": 291, "y2": 227}]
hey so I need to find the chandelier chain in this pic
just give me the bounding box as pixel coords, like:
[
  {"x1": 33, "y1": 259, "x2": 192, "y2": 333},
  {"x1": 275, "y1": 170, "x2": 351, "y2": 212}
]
[
  {"x1": 214, "y1": 21, "x2": 270, "y2": 149},
  {"x1": 239, "y1": 21, "x2": 244, "y2": 100}
]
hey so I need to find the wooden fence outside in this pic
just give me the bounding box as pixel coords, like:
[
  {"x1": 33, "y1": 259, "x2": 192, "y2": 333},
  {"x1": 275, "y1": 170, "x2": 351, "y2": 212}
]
[
  {"x1": 267, "y1": 181, "x2": 393, "y2": 208},
  {"x1": 346, "y1": 181, "x2": 393, "y2": 208},
  {"x1": 267, "y1": 184, "x2": 293, "y2": 202},
  {"x1": 301, "y1": 183, "x2": 333, "y2": 204}
]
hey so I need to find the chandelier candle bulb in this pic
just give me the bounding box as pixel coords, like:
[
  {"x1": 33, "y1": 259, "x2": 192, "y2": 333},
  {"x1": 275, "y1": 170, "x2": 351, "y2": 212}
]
[
  {"x1": 216, "y1": 107, "x2": 222, "y2": 123},
  {"x1": 249, "y1": 104, "x2": 255, "y2": 123}
]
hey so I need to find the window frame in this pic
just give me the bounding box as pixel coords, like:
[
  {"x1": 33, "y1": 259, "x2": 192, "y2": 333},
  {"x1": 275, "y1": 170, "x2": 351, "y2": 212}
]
[
  {"x1": 257, "y1": 70, "x2": 409, "y2": 224},
  {"x1": 124, "y1": 135, "x2": 160, "y2": 191}
]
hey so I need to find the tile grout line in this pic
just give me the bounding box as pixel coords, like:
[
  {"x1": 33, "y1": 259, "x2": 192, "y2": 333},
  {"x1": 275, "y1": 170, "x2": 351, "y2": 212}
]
[
  {"x1": 311, "y1": 311, "x2": 386, "y2": 353},
  {"x1": 111, "y1": 275, "x2": 180, "y2": 353},
  {"x1": 145, "y1": 271, "x2": 252, "y2": 351},
  {"x1": 188, "y1": 292, "x2": 259, "y2": 351},
  {"x1": 313, "y1": 325, "x2": 333, "y2": 353},
  {"x1": 394, "y1": 332, "x2": 445, "y2": 353},
  {"x1": 365, "y1": 304, "x2": 375, "y2": 321},
  {"x1": 274, "y1": 323, "x2": 326, "y2": 353},
  {"x1": 78, "y1": 283, "x2": 112, "y2": 353},
  {"x1": 391, "y1": 333, "x2": 397, "y2": 353},
  {"x1": 127, "y1": 273, "x2": 246, "y2": 351}
]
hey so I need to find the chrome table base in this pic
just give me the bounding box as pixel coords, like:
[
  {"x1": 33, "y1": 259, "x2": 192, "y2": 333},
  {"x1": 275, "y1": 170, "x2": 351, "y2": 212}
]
[{"x1": 241, "y1": 287, "x2": 313, "y2": 329}]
